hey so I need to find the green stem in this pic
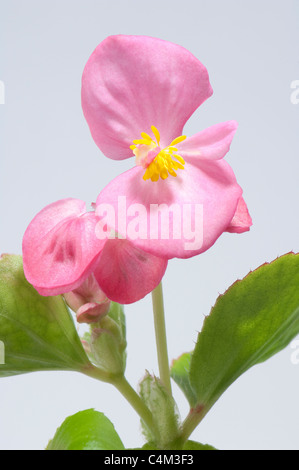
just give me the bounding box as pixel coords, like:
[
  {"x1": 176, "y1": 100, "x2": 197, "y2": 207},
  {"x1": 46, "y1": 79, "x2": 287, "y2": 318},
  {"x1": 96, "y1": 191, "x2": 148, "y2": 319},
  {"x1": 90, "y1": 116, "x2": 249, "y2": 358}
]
[
  {"x1": 84, "y1": 365, "x2": 156, "y2": 439},
  {"x1": 151, "y1": 282, "x2": 172, "y2": 395},
  {"x1": 113, "y1": 376, "x2": 156, "y2": 439},
  {"x1": 180, "y1": 405, "x2": 209, "y2": 443},
  {"x1": 82, "y1": 363, "x2": 115, "y2": 384}
]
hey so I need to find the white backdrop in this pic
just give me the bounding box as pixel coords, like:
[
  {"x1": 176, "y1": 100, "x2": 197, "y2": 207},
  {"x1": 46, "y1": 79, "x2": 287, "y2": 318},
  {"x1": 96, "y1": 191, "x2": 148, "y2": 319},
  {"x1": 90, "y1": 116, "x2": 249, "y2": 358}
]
[{"x1": 0, "y1": 0, "x2": 299, "y2": 450}]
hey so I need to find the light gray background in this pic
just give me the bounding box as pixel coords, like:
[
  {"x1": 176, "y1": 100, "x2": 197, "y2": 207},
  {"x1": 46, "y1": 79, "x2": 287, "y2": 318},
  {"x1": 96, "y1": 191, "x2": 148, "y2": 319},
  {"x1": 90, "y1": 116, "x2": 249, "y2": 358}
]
[{"x1": 0, "y1": 0, "x2": 298, "y2": 450}]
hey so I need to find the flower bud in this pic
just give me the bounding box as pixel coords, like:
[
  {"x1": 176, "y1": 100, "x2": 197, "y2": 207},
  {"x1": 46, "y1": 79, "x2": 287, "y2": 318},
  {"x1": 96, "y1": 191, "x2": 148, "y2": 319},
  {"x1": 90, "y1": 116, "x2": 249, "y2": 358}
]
[
  {"x1": 139, "y1": 373, "x2": 180, "y2": 448},
  {"x1": 64, "y1": 274, "x2": 110, "y2": 324},
  {"x1": 89, "y1": 303, "x2": 127, "y2": 376}
]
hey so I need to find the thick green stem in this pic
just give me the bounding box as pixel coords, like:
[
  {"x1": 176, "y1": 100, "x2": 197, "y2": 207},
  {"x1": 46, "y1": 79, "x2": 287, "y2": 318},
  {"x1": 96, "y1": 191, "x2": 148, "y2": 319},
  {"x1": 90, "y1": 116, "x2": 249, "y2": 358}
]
[{"x1": 151, "y1": 283, "x2": 172, "y2": 395}]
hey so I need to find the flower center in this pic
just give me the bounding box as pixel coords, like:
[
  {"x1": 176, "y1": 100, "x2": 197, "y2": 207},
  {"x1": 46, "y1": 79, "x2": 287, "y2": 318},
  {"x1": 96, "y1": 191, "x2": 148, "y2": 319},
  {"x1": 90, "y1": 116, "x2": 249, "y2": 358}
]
[{"x1": 130, "y1": 126, "x2": 186, "y2": 182}]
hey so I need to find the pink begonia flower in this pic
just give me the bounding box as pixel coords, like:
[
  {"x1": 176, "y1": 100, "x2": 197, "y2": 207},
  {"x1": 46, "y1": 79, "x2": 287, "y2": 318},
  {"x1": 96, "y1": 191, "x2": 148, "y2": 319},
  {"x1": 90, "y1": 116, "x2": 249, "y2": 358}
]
[
  {"x1": 81, "y1": 35, "x2": 252, "y2": 259},
  {"x1": 22, "y1": 198, "x2": 167, "y2": 305}
]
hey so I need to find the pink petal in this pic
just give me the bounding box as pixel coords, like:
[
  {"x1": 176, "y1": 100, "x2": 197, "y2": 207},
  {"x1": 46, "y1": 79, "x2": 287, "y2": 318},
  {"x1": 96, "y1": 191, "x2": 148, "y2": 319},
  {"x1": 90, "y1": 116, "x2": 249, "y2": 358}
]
[
  {"x1": 176, "y1": 121, "x2": 238, "y2": 162},
  {"x1": 225, "y1": 196, "x2": 252, "y2": 233},
  {"x1": 81, "y1": 35, "x2": 213, "y2": 160},
  {"x1": 22, "y1": 199, "x2": 105, "y2": 296},
  {"x1": 93, "y1": 239, "x2": 168, "y2": 304},
  {"x1": 95, "y1": 161, "x2": 242, "y2": 260}
]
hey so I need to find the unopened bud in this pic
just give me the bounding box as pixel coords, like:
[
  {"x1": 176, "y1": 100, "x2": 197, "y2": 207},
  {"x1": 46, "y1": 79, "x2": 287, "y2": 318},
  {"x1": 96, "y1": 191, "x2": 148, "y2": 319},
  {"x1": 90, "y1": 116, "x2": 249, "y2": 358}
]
[
  {"x1": 64, "y1": 274, "x2": 110, "y2": 324},
  {"x1": 90, "y1": 311, "x2": 127, "y2": 375},
  {"x1": 139, "y1": 373, "x2": 180, "y2": 448}
]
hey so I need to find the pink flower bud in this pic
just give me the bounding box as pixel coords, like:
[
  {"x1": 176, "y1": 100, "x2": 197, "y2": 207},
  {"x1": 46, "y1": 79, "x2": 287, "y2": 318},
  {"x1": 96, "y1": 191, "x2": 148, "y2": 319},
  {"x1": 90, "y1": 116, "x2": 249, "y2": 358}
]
[{"x1": 64, "y1": 274, "x2": 110, "y2": 324}]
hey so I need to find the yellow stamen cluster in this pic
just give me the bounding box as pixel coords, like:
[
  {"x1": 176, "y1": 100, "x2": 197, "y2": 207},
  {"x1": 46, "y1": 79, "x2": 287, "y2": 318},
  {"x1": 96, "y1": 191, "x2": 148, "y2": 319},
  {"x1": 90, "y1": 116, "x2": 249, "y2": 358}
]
[{"x1": 130, "y1": 126, "x2": 186, "y2": 182}]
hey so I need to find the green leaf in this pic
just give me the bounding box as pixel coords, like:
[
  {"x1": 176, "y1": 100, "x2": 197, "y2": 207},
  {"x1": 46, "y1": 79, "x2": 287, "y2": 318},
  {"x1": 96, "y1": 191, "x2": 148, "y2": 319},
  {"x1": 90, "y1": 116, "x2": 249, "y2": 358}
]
[
  {"x1": 183, "y1": 440, "x2": 217, "y2": 450},
  {"x1": 190, "y1": 253, "x2": 299, "y2": 412},
  {"x1": 47, "y1": 409, "x2": 125, "y2": 450},
  {"x1": 0, "y1": 254, "x2": 91, "y2": 376},
  {"x1": 170, "y1": 352, "x2": 197, "y2": 408}
]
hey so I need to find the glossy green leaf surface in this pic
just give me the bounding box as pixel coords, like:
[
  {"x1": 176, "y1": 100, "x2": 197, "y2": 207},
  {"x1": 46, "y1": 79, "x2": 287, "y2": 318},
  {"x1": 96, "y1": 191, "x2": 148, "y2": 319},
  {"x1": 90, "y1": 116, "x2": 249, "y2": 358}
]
[{"x1": 47, "y1": 409, "x2": 125, "y2": 450}]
